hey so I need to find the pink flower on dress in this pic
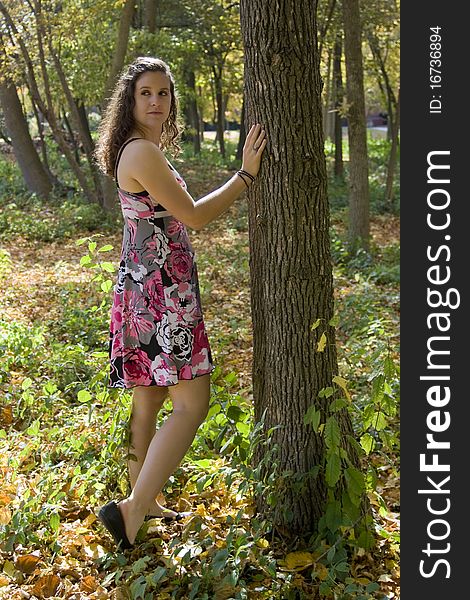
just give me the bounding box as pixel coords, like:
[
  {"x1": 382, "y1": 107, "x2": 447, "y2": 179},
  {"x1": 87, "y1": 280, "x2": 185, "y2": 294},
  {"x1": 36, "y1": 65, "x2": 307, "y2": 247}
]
[
  {"x1": 193, "y1": 321, "x2": 209, "y2": 355},
  {"x1": 129, "y1": 248, "x2": 139, "y2": 263},
  {"x1": 167, "y1": 219, "x2": 185, "y2": 238},
  {"x1": 142, "y1": 230, "x2": 170, "y2": 266},
  {"x1": 193, "y1": 349, "x2": 211, "y2": 375},
  {"x1": 164, "y1": 242, "x2": 193, "y2": 282},
  {"x1": 151, "y1": 354, "x2": 177, "y2": 385},
  {"x1": 122, "y1": 289, "x2": 154, "y2": 343},
  {"x1": 110, "y1": 294, "x2": 124, "y2": 329},
  {"x1": 179, "y1": 365, "x2": 193, "y2": 379},
  {"x1": 166, "y1": 282, "x2": 200, "y2": 326},
  {"x1": 123, "y1": 347, "x2": 153, "y2": 385},
  {"x1": 144, "y1": 269, "x2": 166, "y2": 319},
  {"x1": 119, "y1": 193, "x2": 154, "y2": 220},
  {"x1": 110, "y1": 331, "x2": 123, "y2": 356},
  {"x1": 125, "y1": 219, "x2": 137, "y2": 245}
]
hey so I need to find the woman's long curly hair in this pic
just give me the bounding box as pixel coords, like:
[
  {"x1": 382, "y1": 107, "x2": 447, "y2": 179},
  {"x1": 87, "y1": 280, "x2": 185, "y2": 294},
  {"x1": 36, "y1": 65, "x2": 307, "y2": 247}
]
[{"x1": 94, "y1": 57, "x2": 183, "y2": 180}]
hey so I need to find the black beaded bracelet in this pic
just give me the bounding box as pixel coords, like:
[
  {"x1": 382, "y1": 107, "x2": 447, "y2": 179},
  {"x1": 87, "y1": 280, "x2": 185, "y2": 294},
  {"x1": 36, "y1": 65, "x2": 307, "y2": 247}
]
[
  {"x1": 238, "y1": 169, "x2": 255, "y2": 183},
  {"x1": 236, "y1": 171, "x2": 250, "y2": 189}
]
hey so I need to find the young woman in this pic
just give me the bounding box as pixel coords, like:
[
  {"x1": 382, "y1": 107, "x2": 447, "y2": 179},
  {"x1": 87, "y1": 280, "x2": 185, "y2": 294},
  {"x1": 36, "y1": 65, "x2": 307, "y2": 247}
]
[{"x1": 94, "y1": 56, "x2": 267, "y2": 549}]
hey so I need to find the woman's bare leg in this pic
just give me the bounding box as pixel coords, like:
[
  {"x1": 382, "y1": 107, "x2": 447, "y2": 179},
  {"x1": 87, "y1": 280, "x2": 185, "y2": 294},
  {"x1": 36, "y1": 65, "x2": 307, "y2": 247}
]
[
  {"x1": 127, "y1": 385, "x2": 177, "y2": 516},
  {"x1": 118, "y1": 374, "x2": 210, "y2": 544}
]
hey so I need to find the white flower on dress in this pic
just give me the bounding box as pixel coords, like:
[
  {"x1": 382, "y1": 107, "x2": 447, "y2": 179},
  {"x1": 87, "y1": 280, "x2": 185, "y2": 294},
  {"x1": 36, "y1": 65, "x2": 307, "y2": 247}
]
[
  {"x1": 153, "y1": 231, "x2": 171, "y2": 266},
  {"x1": 155, "y1": 316, "x2": 172, "y2": 353}
]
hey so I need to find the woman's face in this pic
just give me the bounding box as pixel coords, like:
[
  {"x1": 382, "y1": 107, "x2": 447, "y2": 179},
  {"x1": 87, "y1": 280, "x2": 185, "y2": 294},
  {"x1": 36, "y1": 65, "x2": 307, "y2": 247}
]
[{"x1": 132, "y1": 70, "x2": 172, "y2": 133}]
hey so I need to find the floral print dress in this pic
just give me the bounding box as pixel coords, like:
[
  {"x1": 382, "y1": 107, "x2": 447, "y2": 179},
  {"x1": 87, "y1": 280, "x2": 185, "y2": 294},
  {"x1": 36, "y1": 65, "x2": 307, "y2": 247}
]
[{"x1": 108, "y1": 138, "x2": 215, "y2": 388}]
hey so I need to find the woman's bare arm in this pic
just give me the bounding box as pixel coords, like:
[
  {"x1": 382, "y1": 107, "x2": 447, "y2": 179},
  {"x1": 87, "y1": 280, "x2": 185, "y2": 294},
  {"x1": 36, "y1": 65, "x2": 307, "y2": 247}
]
[{"x1": 118, "y1": 124, "x2": 267, "y2": 230}]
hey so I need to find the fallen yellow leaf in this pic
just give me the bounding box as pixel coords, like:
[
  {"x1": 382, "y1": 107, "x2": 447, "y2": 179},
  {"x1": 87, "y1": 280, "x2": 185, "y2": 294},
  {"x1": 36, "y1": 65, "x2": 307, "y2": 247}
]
[
  {"x1": 195, "y1": 504, "x2": 207, "y2": 516},
  {"x1": 332, "y1": 375, "x2": 351, "y2": 401},
  {"x1": 285, "y1": 551, "x2": 314, "y2": 570},
  {"x1": 317, "y1": 332, "x2": 327, "y2": 352},
  {"x1": 0, "y1": 506, "x2": 11, "y2": 525},
  {"x1": 16, "y1": 554, "x2": 42, "y2": 574},
  {"x1": 1, "y1": 406, "x2": 12, "y2": 424},
  {"x1": 31, "y1": 574, "x2": 61, "y2": 598},
  {"x1": 2, "y1": 560, "x2": 15, "y2": 578},
  {"x1": 82, "y1": 512, "x2": 97, "y2": 526},
  {"x1": 0, "y1": 487, "x2": 16, "y2": 504},
  {"x1": 81, "y1": 575, "x2": 99, "y2": 593}
]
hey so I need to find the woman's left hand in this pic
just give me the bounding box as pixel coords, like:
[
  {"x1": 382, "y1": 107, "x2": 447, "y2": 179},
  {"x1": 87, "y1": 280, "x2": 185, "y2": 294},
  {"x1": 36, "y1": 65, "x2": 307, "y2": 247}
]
[{"x1": 241, "y1": 124, "x2": 268, "y2": 178}]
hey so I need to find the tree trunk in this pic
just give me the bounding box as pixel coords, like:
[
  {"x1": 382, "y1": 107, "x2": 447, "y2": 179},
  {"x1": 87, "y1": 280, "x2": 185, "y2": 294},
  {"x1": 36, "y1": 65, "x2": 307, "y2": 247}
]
[
  {"x1": 100, "y1": 173, "x2": 120, "y2": 213},
  {"x1": 0, "y1": 123, "x2": 11, "y2": 143},
  {"x1": 44, "y1": 16, "x2": 111, "y2": 206},
  {"x1": 367, "y1": 32, "x2": 397, "y2": 145},
  {"x1": 385, "y1": 87, "x2": 399, "y2": 205},
  {"x1": 62, "y1": 110, "x2": 80, "y2": 164},
  {"x1": 198, "y1": 85, "x2": 205, "y2": 141},
  {"x1": 182, "y1": 66, "x2": 201, "y2": 155},
  {"x1": 322, "y1": 47, "x2": 334, "y2": 141},
  {"x1": 78, "y1": 102, "x2": 94, "y2": 154},
  {"x1": 239, "y1": 0, "x2": 361, "y2": 536},
  {"x1": 144, "y1": 0, "x2": 159, "y2": 32},
  {"x1": 236, "y1": 96, "x2": 246, "y2": 161},
  {"x1": 0, "y1": 79, "x2": 52, "y2": 197},
  {"x1": 333, "y1": 34, "x2": 344, "y2": 179},
  {"x1": 99, "y1": 0, "x2": 135, "y2": 211},
  {"x1": 29, "y1": 92, "x2": 60, "y2": 188},
  {"x1": 213, "y1": 64, "x2": 226, "y2": 158},
  {"x1": 317, "y1": 0, "x2": 337, "y2": 59},
  {"x1": 343, "y1": 0, "x2": 370, "y2": 250},
  {"x1": 0, "y1": 0, "x2": 94, "y2": 199},
  {"x1": 102, "y1": 0, "x2": 136, "y2": 105}
]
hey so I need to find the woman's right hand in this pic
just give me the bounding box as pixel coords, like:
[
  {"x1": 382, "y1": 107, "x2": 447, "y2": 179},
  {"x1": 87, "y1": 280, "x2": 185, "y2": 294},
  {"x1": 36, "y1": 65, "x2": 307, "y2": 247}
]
[{"x1": 241, "y1": 124, "x2": 268, "y2": 178}]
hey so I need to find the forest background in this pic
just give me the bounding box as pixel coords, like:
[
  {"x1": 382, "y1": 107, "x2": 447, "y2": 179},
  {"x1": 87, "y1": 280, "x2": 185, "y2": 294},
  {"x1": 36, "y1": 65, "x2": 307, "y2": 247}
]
[{"x1": 0, "y1": 1, "x2": 399, "y2": 599}]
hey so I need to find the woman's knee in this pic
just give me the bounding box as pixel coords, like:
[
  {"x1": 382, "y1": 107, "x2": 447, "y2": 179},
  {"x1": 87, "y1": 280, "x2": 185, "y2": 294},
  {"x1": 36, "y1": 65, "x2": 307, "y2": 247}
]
[
  {"x1": 169, "y1": 376, "x2": 211, "y2": 423},
  {"x1": 132, "y1": 385, "x2": 168, "y2": 418},
  {"x1": 172, "y1": 396, "x2": 209, "y2": 424}
]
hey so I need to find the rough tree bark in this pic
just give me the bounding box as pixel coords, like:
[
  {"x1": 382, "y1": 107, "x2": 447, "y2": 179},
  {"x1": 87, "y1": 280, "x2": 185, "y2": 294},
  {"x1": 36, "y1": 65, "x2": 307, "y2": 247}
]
[
  {"x1": 343, "y1": 0, "x2": 370, "y2": 249},
  {"x1": 0, "y1": 79, "x2": 52, "y2": 197},
  {"x1": 239, "y1": 0, "x2": 361, "y2": 535}
]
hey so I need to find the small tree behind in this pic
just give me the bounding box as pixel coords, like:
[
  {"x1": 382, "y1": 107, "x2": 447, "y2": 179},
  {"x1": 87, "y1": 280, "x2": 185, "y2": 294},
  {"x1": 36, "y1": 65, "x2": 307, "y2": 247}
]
[{"x1": 343, "y1": 0, "x2": 370, "y2": 249}]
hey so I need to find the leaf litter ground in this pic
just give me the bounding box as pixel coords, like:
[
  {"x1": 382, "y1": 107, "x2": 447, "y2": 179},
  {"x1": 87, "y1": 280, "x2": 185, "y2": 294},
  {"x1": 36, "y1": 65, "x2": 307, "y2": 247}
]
[{"x1": 0, "y1": 174, "x2": 400, "y2": 599}]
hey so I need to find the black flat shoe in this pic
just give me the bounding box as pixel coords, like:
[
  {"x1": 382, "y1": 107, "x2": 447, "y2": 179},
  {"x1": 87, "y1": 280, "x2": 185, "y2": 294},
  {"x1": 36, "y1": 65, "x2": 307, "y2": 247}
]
[
  {"x1": 98, "y1": 500, "x2": 134, "y2": 550},
  {"x1": 145, "y1": 510, "x2": 192, "y2": 522}
]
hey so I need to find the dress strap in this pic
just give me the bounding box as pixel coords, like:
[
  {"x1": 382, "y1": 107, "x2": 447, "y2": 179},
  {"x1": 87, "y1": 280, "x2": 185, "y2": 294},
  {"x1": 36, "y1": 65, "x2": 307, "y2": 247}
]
[{"x1": 114, "y1": 137, "x2": 143, "y2": 185}]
